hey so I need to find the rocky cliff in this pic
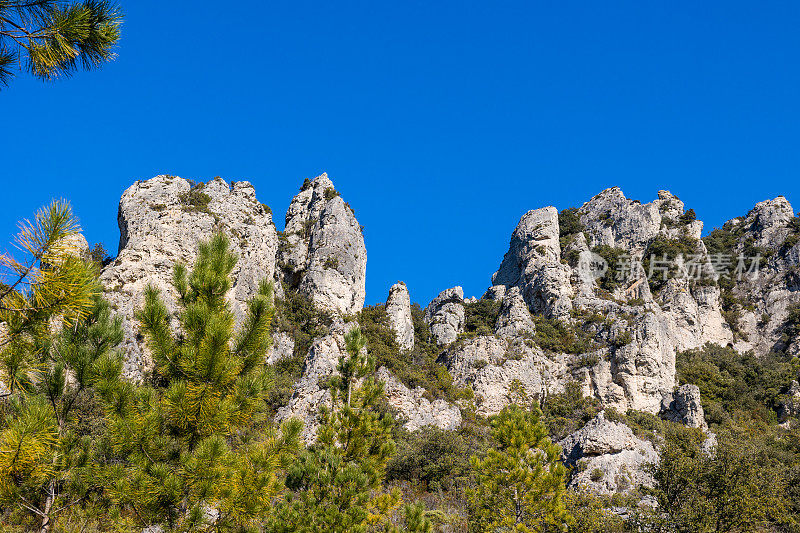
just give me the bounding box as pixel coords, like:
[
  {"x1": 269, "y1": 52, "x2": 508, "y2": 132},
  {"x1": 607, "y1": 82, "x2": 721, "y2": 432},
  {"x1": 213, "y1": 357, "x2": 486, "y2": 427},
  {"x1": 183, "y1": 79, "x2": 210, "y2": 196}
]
[{"x1": 97, "y1": 175, "x2": 800, "y2": 493}]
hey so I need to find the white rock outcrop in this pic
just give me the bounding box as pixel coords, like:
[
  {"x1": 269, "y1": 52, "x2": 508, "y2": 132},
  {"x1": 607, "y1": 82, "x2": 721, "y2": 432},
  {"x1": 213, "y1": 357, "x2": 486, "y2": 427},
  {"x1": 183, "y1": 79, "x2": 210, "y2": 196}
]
[
  {"x1": 442, "y1": 335, "x2": 568, "y2": 416},
  {"x1": 385, "y1": 282, "x2": 414, "y2": 351},
  {"x1": 559, "y1": 412, "x2": 658, "y2": 495},
  {"x1": 377, "y1": 366, "x2": 461, "y2": 431},
  {"x1": 279, "y1": 173, "x2": 366, "y2": 315},
  {"x1": 99, "y1": 175, "x2": 279, "y2": 381},
  {"x1": 423, "y1": 287, "x2": 465, "y2": 346},
  {"x1": 660, "y1": 384, "x2": 708, "y2": 431},
  {"x1": 489, "y1": 207, "x2": 573, "y2": 319}
]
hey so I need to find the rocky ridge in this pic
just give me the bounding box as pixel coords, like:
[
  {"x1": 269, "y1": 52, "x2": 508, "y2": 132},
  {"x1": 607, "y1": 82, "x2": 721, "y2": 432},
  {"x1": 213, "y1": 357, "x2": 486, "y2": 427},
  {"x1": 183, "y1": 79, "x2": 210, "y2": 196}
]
[{"x1": 96, "y1": 175, "x2": 800, "y2": 497}]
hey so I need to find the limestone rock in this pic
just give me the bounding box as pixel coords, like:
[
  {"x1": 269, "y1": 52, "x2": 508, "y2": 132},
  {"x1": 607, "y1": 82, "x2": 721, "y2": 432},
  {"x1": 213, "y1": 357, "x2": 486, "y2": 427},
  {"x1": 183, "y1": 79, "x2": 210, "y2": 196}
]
[
  {"x1": 377, "y1": 366, "x2": 461, "y2": 431},
  {"x1": 385, "y1": 282, "x2": 414, "y2": 351},
  {"x1": 489, "y1": 207, "x2": 573, "y2": 318},
  {"x1": 99, "y1": 175, "x2": 278, "y2": 381},
  {"x1": 660, "y1": 384, "x2": 708, "y2": 431},
  {"x1": 267, "y1": 331, "x2": 295, "y2": 365},
  {"x1": 275, "y1": 319, "x2": 354, "y2": 442},
  {"x1": 559, "y1": 412, "x2": 658, "y2": 494},
  {"x1": 494, "y1": 286, "x2": 535, "y2": 338},
  {"x1": 424, "y1": 287, "x2": 465, "y2": 346},
  {"x1": 279, "y1": 173, "x2": 366, "y2": 315},
  {"x1": 442, "y1": 335, "x2": 568, "y2": 416}
]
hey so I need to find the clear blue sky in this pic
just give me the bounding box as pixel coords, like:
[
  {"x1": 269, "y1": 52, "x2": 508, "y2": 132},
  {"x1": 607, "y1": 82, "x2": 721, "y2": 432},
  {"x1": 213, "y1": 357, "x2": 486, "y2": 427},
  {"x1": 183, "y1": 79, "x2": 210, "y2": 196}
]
[{"x1": 2, "y1": 1, "x2": 799, "y2": 306}]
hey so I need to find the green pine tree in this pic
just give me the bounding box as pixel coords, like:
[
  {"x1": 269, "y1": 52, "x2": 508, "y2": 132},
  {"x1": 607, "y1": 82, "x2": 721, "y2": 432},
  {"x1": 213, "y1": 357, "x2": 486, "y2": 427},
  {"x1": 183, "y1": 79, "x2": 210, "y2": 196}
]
[
  {"x1": 468, "y1": 404, "x2": 573, "y2": 533},
  {"x1": 0, "y1": 1, "x2": 122, "y2": 88},
  {"x1": 102, "y1": 233, "x2": 300, "y2": 531},
  {"x1": 271, "y1": 327, "x2": 417, "y2": 532},
  {"x1": 0, "y1": 292, "x2": 127, "y2": 532}
]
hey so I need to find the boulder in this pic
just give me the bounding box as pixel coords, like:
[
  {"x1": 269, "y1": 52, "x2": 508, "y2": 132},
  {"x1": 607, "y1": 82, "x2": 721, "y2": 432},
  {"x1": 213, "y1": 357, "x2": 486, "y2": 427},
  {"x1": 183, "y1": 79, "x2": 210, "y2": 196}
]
[
  {"x1": 660, "y1": 384, "x2": 708, "y2": 431},
  {"x1": 559, "y1": 412, "x2": 658, "y2": 495}
]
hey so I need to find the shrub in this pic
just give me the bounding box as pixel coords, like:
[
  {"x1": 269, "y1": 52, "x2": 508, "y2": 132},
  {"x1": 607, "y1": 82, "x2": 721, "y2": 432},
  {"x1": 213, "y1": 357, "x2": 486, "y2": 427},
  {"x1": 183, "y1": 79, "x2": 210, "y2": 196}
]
[
  {"x1": 591, "y1": 245, "x2": 628, "y2": 291},
  {"x1": 541, "y1": 382, "x2": 602, "y2": 440},
  {"x1": 642, "y1": 235, "x2": 701, "y2": 292},
  {"x1": 463, "y1": 299, "x2": 501, "y2": 337},
  {"x1": 679, "y1": 208, "x2": 697, "y2": 225},
  {"x1": 180, "y1": 183, "x2": 212, "y2": 214},
  {"x1": 676, "y1": 343, "x2": 797, "y2": 425},
  {"x1": 590, "y1": 468, "x2": 604, "y2": 482},
  {"x1": 532, "y1": 316, "x2": 596, "y2": 355},
  {"x1": 323, "y1": 256, "x2": 339, "y2": 270},
  {"x1": 558, "y1": 207, "x2": 584, "y2": 250},
  {"x1": 358, "y1": 304, "x2": 472, "y2": 403},
  {"x1": 324, "y1": 187, "x2": 340, "y2": 201}
]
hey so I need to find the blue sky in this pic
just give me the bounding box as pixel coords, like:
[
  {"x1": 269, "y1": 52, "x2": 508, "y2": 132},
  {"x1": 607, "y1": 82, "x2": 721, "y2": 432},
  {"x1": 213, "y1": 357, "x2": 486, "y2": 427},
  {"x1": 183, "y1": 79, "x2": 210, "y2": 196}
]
[{"x1": 2, "y1": 1, "x2": 799, "y2": 306}]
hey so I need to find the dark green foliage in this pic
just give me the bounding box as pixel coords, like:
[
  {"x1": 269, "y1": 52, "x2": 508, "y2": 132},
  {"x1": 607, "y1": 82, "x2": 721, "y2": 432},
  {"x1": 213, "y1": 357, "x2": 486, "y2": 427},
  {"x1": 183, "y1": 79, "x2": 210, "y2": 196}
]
[
  {"x1": 676, "y1": 343, "x2": 798, "y2": 425},
  {"x1": 780, "y1": 303, "x2": 800, "y2": 350},
  {"x1": 89, "y1": 242, "x2": 111, "y2": 267},
  {"x1": 462, "y1": 299, "x2": 501, "y2": 337},
  {"x1": 323, "y1": 255, "x2": 339, "y2": 270},
  {"x1": 591, "y1": 245, "x2": 628, "y2": 291},
  {"x1": 179, "y1": 183, "x2": 212, "y2": 214},
  {"x1": 388, "y1": 426, "x2": 481, "y2": 492},
  {"x1": 649, "y1": 422, "x2": 791, "y2": 533},
  {"x1": 260, "y1": 202, "x2": 272, "y2": 215},
  {"x1": 780, "y1": 216, "x2": 800, "y2": 255},
  {"x1": 323, "y1": 187, "x2": 340, "y2": 201},
  {"x1": 532, "y1": 316, "x2": 596, "y2": 355},
  {"x1": 270, "y1": 328, "x2": 411, "y2": 532},
  {"x1": 642, "y1": 235, "x2": 702, "y2": 291},
  {"x1": 559, "y1": 207, "x2": 584, "y2": 250},
  {"x1": 679, "y1": 208, "x2": 697, "y2": 225},
  {"x1": 358, "y1": 303, "x2": 471, "y2": 403},
  {"x1": 541, "y1": 382, "x2": 602, "y2": 441}
]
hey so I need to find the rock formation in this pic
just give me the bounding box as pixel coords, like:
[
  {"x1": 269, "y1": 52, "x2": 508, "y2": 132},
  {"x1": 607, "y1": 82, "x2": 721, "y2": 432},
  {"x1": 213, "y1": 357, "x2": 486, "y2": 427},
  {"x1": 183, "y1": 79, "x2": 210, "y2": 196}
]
[
  {"x1": 487, "y1": 207, "x2": 573, "y2": 319},
  {"x1": 559, "y1": 412, "x2": 658, "y2": 495},
  {"x1": 99, "y1": 175, "x2": 278, "y2": 381},
  {"x1": 423, "y1": 287, "x2": 465, "y2": 345},
  {"x1": 376, "y1": 366, "x2": 462, "y2": 431},
  {"x1": 660, "y1": 384, "x2": 708, "y2": 431},
  {"x1": 385, "y1": 282, "x2": 414, "y2": 351},
  {"x1": 278, "y1": 173, "x2": 366, "y2": 315}
]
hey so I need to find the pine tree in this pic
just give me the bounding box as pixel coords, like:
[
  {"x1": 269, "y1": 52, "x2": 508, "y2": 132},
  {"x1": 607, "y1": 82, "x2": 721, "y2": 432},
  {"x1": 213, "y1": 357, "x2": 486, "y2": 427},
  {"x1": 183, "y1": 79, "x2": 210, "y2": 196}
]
[
  {"x1": 0, "y1": 200, "x2": 96, "y2": 370},
  {"x1": 102, "y1": 233, "x2": 300, "y2": 530},
  {"x1": 0, "y1": 292, "x2": 126, "y2": 532},
  {"x1": 0, "y1": 1, "x2": 122, "y2": 88},
  {"x1": 270, "y1": 327, "x2": 413, "y2": 532},
  {"x1": 468, "y1": 404, "x2": 573, "y2": 533}
]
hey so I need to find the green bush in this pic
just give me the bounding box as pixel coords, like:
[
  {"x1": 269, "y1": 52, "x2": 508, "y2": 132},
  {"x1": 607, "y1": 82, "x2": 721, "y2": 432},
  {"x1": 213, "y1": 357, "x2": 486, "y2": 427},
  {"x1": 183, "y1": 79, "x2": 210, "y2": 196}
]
[
  {"x1": 591, "y1": 245, "x2": 628, "y2": 291},
  {"x1": 268, "y1": 288, "x2": 333, "y2": 413},
  {"x1": 180, "y1": 184, "x2": 212, "y2": 214},
  {"x1": 558, "y1": 207, "x2": 584, "y2": 250},
  {"x1": 357, "y1": 304, "x2": 471, "y2": 403},
  {"x1": 462, "y1": 299, "x2": 501, "y2": 337},
  {"x1": 541, "y1": 382, "x2": 602, "y2": 440},
  {"x1": 324, "y1": 187, "x2": 340, "y2": 201},
  {"x1": 642, "y1": 235, "x2": 701, "y2": 292},
  {"x1": 532, "y1": 316, "x2": 596, "y2": 355},
  {"x1": 676, "y1": 343, "x2": 798, "y2": 426}
]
